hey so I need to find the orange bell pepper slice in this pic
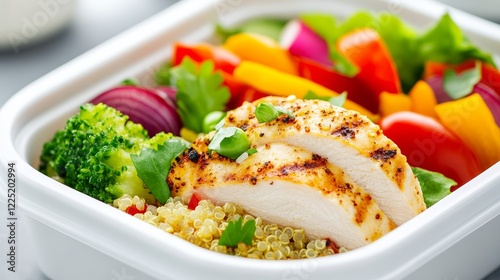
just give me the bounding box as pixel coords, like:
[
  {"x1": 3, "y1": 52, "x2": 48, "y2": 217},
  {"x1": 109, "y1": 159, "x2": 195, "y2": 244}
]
[
  {"x1": 435, "y1": 93, "x2": 500, "y2": 170},
  {"x1": 409, "y1": 80, "x2": 438, "y2": 118},
  {"x1": 233, "y1": 61, "x2": 375, "y2": 119},
  {"x1": 379, "y1": 92, "x2": 411, "y2": 117},
  {"x1": 224, "y1": 33, "x2": 298, "y2": 75}
]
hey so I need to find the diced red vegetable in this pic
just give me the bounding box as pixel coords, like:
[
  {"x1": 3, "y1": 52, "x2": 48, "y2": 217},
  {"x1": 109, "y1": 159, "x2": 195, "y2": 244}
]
[
  {"x1": 296, "y1": 57, "x2": 377, "y2": 113},
  {"x1": 173, "y1": 43, "x2": 240, "y2": 74},
  {"x1": 188, "y1": 193, "x2": 202, "y2": 210},
  {"x1": 125, "y1": 205, "x2": 147, "y2": 216}
]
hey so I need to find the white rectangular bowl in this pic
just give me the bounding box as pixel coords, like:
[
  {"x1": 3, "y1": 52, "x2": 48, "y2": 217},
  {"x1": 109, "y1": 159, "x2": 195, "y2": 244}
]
[{"x1": 1, "y1": 0, "x2": 500, "y2": 279}]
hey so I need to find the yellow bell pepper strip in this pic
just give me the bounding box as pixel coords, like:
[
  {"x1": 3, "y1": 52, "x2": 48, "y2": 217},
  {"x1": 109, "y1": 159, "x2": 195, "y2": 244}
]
[
  {"x1": 224, "y1": 33, "x2": 298, "y2": 75},
  {"x1": 409, "y1": 80, "x2": 438, "y2": 118},
  {"x1": 233, "y1": 61, "x2": 376, "y2": 119},
  {"x1": 378, "y1": 91, "x2": 411, "y2": 117},
  {"x1": 435, "y1": 93, "x2": 500, "y2": 170}
]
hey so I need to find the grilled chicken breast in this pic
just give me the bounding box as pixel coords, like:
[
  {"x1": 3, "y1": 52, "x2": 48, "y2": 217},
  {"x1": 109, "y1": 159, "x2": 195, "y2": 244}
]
[
  {"x1": 170, "y1": 140, "x2": 395, "y2": 249},
  {"x1": 220, "y1": 97, "x2": 426, "y2": 225},
  {"x1": 168, "y1": 97, "x2": 425, "y2": 249}
]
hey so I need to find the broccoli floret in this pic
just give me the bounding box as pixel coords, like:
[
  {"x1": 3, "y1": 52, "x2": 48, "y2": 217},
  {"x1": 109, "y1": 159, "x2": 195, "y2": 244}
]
[{"x1": 39, "y1": 103, "x2": 170, "y2": 204}]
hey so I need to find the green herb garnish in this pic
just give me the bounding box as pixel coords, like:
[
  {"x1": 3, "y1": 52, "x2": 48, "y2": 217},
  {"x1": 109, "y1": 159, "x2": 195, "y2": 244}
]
[
  {"x1": 443, "y1": 61, "x2": 481, "y2": 100},
  {"x1": 170, "y1": 58, "x2": 230, "y2": 133},
  {"x1": 219, "y1": 217, "x2": 256, "y2": 247},
  {"x1": 254, "y1": 102, "x2": 294, "y2": 123},
  {"x1": 412, "y1": 167, "x2": 455, "y2": 208},
  {"x1": 208, "y1": 127, "x2": 250, "y2": 160},
  {"x1": 131, "y1": 138, "x2": 190, "y2": 204},
  {"x1": 202, "y1": 111, "x2": 227, "y2": 134}
]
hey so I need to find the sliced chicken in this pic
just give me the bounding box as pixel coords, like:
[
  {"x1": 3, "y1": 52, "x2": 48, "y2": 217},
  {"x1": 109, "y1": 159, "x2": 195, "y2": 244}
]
[
  {"x1": 169, "y1": 140, "x2": 396, "y2": 250},
  {"x1": 220, "y1": 97, "x2": 426, "y2": 226}
]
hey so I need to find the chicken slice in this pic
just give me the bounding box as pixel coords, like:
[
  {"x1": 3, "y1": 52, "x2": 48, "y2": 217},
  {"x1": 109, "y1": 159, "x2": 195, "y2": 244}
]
[
  {"x1": 221, "y1": 97, "x2": 426, "y2": 225},
  {"x1": 169, "y1": 140, "x2": 396, "y2": 250}
]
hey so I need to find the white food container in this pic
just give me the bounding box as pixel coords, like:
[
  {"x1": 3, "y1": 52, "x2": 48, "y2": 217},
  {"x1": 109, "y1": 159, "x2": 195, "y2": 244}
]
[{"x1": 1, "y1": 0, "x2": 500, "y2": 279}]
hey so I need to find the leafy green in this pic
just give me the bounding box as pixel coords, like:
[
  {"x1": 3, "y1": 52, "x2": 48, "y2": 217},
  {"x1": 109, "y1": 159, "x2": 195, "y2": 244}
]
[
  {"x1": 155, "y1": 62, "x2": 172, "y2": 86},
  {"x1": 219, "y1": 217, "x2": 256, "y2": 247},
  {"x1": 299, "y1": 12, "x2": 496, "y2": 92},
  {"x1": 208, "y1": 127, "x2": 250, "y2": 160},
  {"x1": 304, "y1": 91, "x2": 347, "y2": 107},
  {"x1": 300, "y1": 13, "x2": 336, "y2": 43},
  {"x1": 121, "y1": 79, "x2": 139, "y2": 86},
  {"x1": 254, "y1": 102, "x2": 294, "y2": 123},
  {"x1": 170, "y1": 57, "x2": 230, "y2": 133},
  {"x1": 418, "y1": 14, "x2": 495, "y2": 67},
  {"x1": 131, "y1": 137, "x2": 190, "y2": 204},
  {"x1": 202, "y1": 111, "x2": 226, "y2": 134},
  {"x1": 412, "y1": 167, "x2": 455, "y2": 208},
  {"x1": 443, "y1": 61, "x2": 481, "y2": 100},
  {"x1": 216, "y1": 18, "x2": 288, "y2": 42}
]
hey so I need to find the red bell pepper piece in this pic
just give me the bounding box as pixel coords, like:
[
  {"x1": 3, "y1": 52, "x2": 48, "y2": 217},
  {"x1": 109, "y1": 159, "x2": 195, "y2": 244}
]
[
  {"x1": 297, "y1": 57, "x2": 377, "y2": 113},
  {"x1": 173, "y1": 43, "x2": 240, "y2": 74},
  {"x1": 336, "y1": 28, "x2": 402, "y2": 110}
]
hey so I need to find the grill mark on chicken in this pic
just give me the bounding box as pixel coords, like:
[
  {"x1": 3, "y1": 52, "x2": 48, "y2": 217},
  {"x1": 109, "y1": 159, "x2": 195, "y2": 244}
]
[{"x1": 220, "y1": 97, "x2": 425, "y2": 226}]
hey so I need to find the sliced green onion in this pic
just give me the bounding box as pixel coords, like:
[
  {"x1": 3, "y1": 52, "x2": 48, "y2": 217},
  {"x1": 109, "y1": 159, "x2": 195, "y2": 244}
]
[
  {"x1": 208, "y1": 127, "x2": 250, "y2": 160},
  {"x1": 202, "y1": 111, "x2": 226, "y2": 134},
  {"x1": 255, "y1": 102, "x2": 294, "y2": 123}
]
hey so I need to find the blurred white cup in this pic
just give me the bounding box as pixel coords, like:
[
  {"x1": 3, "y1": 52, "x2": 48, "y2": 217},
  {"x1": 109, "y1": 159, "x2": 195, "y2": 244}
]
[{"x1": 0, "y1": 0, "x2": 76, "y2": 52}]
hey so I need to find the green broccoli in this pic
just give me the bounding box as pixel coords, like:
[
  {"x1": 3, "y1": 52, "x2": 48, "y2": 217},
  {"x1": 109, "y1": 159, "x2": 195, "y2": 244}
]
[{"x1": 39, "y1": 103, "x2": 171, "y2": 204}]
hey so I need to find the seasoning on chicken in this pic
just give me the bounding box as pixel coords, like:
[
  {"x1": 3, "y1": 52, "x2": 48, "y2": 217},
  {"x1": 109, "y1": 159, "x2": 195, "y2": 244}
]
[{"x1": 168, "y1": 97, "x2": 426, "y2": 250}]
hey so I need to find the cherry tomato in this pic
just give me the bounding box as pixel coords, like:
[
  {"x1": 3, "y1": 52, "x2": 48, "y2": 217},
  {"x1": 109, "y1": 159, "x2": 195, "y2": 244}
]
[{"x1": 379, "y1": 111, "x2": 482, "y2": 190}]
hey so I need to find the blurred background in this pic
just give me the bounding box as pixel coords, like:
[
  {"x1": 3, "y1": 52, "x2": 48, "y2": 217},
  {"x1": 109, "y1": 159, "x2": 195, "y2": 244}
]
[{"x1": 0, "y1": 0, "x2": 499, "y2": 279}]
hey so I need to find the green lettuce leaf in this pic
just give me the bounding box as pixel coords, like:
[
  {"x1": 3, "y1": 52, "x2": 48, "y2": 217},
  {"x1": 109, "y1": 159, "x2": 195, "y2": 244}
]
[{"x1": 412, "y1": 167, "x2": 455, "y2": 208}]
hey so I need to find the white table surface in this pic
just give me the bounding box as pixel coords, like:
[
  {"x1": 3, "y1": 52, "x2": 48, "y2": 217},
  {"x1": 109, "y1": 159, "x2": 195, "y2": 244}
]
[{"x1": 0, "y1": 0, "x2": 499, "y2": 279}]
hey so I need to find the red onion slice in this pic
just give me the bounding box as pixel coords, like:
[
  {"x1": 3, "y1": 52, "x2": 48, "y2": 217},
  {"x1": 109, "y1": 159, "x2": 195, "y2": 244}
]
[{"x1": 90, "y1": 86, "x2": 182, "y2": 136}]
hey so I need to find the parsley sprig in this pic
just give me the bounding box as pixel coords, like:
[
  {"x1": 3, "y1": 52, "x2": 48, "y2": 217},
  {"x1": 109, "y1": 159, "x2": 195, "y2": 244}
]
[
  {"x1": 219, "y1": 217, "x2": 256, "y2": 247},
  {"x1": 170, "y1": 57, "x2": 230, "y2": 133}
]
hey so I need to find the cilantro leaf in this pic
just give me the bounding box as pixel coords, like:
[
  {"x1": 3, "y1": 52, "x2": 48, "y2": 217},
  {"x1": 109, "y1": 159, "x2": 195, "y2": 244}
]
[
  {"x1": 412, "y1": 167, "x2": 455, "y2": 208},
  {"x1": 443, "y1": 62, "x2": 481, "y2": 100},
  {"x1": 131, "y1": 137, "x2": 190, "y2": 204},
  {"x1": 170, "y1": 58, "x2": 230, "y2": 133},
  {"x1": 219, "y1": 217, "x2": 256, "y2": 247}
]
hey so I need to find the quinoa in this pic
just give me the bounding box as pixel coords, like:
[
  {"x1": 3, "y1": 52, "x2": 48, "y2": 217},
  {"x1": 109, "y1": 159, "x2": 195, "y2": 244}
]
[{"x1": 114, "y1": 195, "x2": 347, "y2": 259}]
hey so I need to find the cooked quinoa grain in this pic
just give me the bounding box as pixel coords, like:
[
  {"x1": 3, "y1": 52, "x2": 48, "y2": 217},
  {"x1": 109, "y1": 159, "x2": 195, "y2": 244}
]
[{"x1": 114, "y1": 195, "x2": 346, "y2": 259}]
